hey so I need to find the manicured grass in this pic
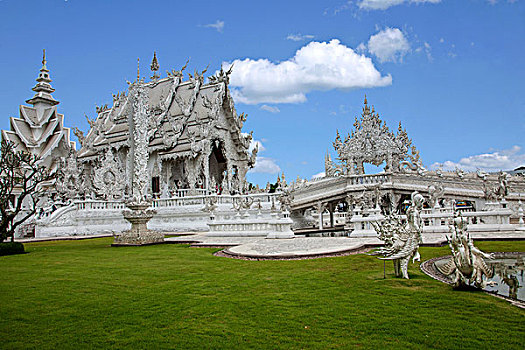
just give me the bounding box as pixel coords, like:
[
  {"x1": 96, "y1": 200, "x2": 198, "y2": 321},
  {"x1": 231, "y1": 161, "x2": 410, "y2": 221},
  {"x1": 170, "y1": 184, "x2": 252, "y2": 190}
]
[{"x1": 1, "y1": 239, "x2": 524, "y2": 349}]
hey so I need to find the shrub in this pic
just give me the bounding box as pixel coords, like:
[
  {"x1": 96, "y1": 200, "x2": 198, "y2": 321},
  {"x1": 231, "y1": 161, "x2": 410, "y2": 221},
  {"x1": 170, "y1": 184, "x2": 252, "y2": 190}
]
[{"x1": 0, "y1": 242, "x2": 25, "y2": 256}]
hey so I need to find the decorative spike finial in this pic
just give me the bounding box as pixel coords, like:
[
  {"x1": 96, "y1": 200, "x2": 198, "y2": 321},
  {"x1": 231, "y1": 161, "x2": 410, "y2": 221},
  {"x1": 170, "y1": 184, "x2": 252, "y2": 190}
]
[
  {"x1": 42, "y1": 49, "x2": 47, "y2": 69},
  {"x1": 137, "y1": 58, "x2": 140, "y2": 82},
  {"x1": 150, "y1": 51, "x2": 160, "y2": 80},
  {"x1": 364, "y1": 94, "x2": 367, "y2": 105},
  {"x1": 26, "y1": 50, "x2": 59, "y2": 106}
]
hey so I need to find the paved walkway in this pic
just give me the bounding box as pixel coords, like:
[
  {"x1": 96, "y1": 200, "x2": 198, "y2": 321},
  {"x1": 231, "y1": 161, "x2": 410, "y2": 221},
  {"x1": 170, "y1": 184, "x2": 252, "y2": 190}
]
[
  {"x1": 14, "y1": 230, "x2": 524, "y2": 259},
  {"x1": 166, "y1": 231, "x2": 525, "y2": 259}
]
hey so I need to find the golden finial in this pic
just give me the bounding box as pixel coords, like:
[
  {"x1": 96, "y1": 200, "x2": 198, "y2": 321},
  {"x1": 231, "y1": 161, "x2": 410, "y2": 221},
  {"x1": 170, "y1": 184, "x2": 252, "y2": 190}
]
[
  {"x1": 150, "y1": 51, "x2": 160, "y2": 80},
  {"x1": 364, "y1": 94, "x2": 368, "y2": 105},
  {"x1": 137, "y1": 58, "x2": 140, "y2": 82}
]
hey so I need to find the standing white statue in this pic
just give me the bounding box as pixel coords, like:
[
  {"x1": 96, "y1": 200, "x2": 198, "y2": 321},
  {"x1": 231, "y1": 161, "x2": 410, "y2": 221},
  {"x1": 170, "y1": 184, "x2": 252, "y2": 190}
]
[{"x1": 371, "y1": 191, "x2": 425, "y2": 279}]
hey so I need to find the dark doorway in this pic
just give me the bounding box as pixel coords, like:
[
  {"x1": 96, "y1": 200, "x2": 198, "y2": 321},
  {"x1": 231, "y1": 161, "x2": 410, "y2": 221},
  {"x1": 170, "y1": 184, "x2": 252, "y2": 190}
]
[{"x1": 152, "y1": 176, "x2": 160, "y2": 196}]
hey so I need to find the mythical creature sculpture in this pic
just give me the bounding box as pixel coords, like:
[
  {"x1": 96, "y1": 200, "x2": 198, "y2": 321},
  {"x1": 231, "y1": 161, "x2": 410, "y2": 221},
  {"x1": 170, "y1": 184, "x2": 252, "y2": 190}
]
[
  {"x1": 427, "y1": 182, "x2": 445, "y2": 208},
  {"x1": 496, "y1": 171, "x2": 509, "y2": 200},
  {"x1": 371, "y1": 191, "x2": 425, "y2": 279},
  {"x1": 232, "y1": 195, "x2": 254, "y2": 212},
  {"x1": 436, "y1": 211, "x2": 496, "y2": 289}
]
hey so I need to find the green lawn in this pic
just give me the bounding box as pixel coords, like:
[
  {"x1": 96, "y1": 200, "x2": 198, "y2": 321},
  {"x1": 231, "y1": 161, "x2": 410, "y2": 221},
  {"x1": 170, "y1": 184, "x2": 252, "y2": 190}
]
[{"x1": 1, "y1": 239, "x2": 524, "y2": 349}]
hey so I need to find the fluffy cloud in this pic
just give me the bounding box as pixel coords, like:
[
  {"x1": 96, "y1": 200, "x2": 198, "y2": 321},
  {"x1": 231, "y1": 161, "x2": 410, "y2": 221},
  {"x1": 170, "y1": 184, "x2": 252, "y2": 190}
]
[
  {"x1": 287, "y1": 34, "x2": 315, "y2": 41},
  {"x1": 247, "y1": 139, "x2": 280, "y2": 174},
  {"x1": 203, "y1": 20, "x2": 224, "y2": 33},
  {"x1": 430, "y1": 146, "x2": 525, "y2": 172},
  {"x1": 367, "y1": 28, "x2": 410, "y2": 63},
  {"x1": 226, "y1": 39, "x2": 392, "y2": 104},
  {"x1": 358, "y1": 0, "x2": 441, "y2": 10},
  {"x1": 248, "y1": 138, "x2": 266, "y2": 153},
  {"x1": 249, "y1": 157, "x2": 281, "y2": 174},
  {"x1": 260, "y1": 105, "x2": 280, "y2": 113},
  {"x1": 311, "y1": 171, "x2": 326, "y2": 179}
]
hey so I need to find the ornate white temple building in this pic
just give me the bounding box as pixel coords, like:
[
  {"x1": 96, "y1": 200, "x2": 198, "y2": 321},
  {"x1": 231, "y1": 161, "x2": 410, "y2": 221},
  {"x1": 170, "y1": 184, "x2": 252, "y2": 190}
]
[
  {"x1": 2, "y1": 52, "x2": 524, "y2": 239},
  {"x1": 70, "y1": 55, "x2": 257, "y2": 201}
]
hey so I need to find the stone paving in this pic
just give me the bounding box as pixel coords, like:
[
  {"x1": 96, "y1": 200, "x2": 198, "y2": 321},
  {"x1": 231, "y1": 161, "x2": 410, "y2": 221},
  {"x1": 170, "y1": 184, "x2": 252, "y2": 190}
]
[
  {"x1": 14, "y1": 230, "x2": 524, "y2": 259},
  {"x1": 166, "y1": 231, "x2": 525, "y2": 259}
]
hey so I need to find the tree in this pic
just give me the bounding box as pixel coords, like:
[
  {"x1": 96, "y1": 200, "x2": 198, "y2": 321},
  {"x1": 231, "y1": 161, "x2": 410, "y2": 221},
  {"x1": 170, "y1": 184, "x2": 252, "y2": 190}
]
[{"x1": 0, "y1": 140, "x2": 55, "y2": 242}]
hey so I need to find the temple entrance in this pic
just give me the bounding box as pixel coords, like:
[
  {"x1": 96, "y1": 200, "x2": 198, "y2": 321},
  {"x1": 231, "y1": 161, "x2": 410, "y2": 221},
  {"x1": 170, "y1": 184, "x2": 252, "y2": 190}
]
[
  {"x1": 209, "y1": 141, "x2": 227, "y2": 190},
  {"x1": 152, "y1": 176, "x2": 160, "y2": 196}
]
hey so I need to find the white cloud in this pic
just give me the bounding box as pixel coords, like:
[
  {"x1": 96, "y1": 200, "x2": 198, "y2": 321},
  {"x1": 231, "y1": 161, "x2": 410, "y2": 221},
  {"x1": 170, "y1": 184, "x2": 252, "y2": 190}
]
[
  {"x1": 247, "y1": 139, "x2": 279, "y2": 174},
  {"x1": 423, "y1": 42, "x2": 432, "y2": 61},
  {"x1": 358, "y1": 0, "x2": 441, "y2": 10},
  {"x1": 260, "y1": 105, "x2": 280, "y2": 113},
  {"x1": 226, "y1": 39, "x2": 392, "y2": 104},
  {"x1": 203, "y1": 20, "x2": 224, "y2": 33},
  {"x1": 356, "y1": 42, "x2": 367, "y2": 53},
  {"x1": 430, "y1": 146, "x2": 525, "y2": 172},
  {"x1": 249, "y1": 139, "x2": 266, "y2": 153},
  {"x1": 368, "y1": 27, "x2": 410, "y2": 63},
  {"x1": 287, "y1": 34, "x2": 315, "y2": 41},
  {"x1": 249, "y1": 157, "x2": 281, "y2": 174},
  {"x1": 312, "y1": 171, "x2": 326, "y2": 179}
]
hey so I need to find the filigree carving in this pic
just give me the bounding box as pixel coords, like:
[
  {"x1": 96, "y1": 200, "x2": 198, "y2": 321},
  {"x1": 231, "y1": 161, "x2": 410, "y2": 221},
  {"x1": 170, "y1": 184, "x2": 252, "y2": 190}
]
[
  {"x1": 56, "y1": 150, "x2": 85, "y2": 200},
  {"x1": 332, "y1": 97, "x2": 422, "y2": 175},
  {"x1": 130, "y1": 83, "x2": 150, "y2": 203},
  {"x1": 93, "y1": 149, "x2": 126, "y2": 200}
]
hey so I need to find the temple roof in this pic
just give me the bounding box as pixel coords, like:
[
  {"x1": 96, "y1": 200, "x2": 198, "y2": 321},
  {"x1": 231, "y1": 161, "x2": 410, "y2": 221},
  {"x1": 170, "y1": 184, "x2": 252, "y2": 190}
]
[
  {"x1": 1, "y1": 50, "x2": 74, "y2": 165},
  {"x1": 77, "y1": 60, "x2": 254, "y2": 166},
  {"x1": 26, "y1": 50, "x2": 59, "y2": 107}
]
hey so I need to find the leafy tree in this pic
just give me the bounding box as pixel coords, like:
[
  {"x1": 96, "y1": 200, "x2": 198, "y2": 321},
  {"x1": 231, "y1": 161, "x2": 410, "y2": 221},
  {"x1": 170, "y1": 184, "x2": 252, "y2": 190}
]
[{"x1": 0, "y1": 140, "x2": 54, "y2": 242}]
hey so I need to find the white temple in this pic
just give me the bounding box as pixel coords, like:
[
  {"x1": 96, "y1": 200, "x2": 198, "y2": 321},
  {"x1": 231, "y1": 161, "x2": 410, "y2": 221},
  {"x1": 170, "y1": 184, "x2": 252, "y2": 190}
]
[
  {"x1": 73, "y1": 55, "x2": 257, "y2": 202},
  {"x1": 1, "y1": 52, "x2": 524, "y2": 240}
]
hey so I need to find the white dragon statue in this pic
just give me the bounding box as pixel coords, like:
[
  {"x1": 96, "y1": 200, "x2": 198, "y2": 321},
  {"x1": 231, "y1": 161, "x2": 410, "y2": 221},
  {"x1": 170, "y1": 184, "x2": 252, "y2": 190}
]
[
  {"x1": 371, "y1": 191, "x2": 425, "y2": 279},
  {"x1": 436, "y1": 211, "x2": 496, "y2": 289}
]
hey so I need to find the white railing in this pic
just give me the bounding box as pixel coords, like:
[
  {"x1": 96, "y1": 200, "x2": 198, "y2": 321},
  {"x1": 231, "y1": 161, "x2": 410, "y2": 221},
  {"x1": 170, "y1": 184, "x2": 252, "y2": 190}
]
[
  {"x1": 348, "y1": 173, "x2": 390, "y2": 186},
  {"x1": 347, "y1": 207, "x2": 514, "y2": 235},
  {"x1": 73, "y1": 192, "x2": 281, "y2": 211},
  {"x1": 75, "y1": 201, "x2": 126, "y2": 210}
]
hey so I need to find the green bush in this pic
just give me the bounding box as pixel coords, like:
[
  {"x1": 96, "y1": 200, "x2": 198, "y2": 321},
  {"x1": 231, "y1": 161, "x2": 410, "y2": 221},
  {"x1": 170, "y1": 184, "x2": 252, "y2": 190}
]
[{"x1": 0, "y1": 242, "x2": 25, "y2": 256}]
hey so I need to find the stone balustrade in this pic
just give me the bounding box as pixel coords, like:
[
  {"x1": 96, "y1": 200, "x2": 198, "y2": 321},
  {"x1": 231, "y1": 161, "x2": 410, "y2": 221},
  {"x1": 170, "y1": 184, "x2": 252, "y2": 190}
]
[
  {"x1": 75, "y1": 201, "x2": 126, "y2": 210},
  {"x1": 347, "y1": 207, "x2": 515, "y2": 237},
  {"x1": 347, "y1": 173, "x2": 391, "y2": 186},
  {"x1": 71, "y1": 192, "x2": 281, "y2": 211}
]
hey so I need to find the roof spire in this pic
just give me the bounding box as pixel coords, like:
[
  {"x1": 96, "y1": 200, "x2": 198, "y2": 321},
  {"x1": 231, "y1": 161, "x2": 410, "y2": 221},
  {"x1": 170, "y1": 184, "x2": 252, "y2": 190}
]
[
  {"x1": 363, "y1": 94, "x2": 370, "y2": 114},
  {"x1": 137, "y1": 58, "x2": 140, "y2": 82},
  {"x1": 42, "y1": 49, "x2": 47, "y2": 70},
  {"x1": 150, "y1": 51, "x2": 160, "y2": 81},
  {"x1": 26, "y1": 49, "x2": 59, "y2": 106}
]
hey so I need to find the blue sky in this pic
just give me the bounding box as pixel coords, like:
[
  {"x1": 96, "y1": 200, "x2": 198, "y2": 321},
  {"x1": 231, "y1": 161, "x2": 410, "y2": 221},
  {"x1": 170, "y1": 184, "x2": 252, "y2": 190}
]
[{"x1": 0, "y1": 0, "x2": 524, "y2": 186}]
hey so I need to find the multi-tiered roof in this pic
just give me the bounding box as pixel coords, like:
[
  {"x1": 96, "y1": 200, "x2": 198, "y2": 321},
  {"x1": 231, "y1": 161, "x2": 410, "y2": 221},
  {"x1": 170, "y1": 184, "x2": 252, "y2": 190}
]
[{"x1": 1, "y1": 50, "x2": 75, "y2": 170}]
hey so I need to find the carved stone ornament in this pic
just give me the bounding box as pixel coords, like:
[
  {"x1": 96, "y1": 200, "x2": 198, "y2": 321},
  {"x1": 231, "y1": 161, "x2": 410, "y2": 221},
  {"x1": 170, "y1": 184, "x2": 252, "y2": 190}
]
[
  {"x1": 130, "y1": 83, "x2": 150, "y2": 203},
  {"x1": 93, "y1": 148, "x2": 126, "y2": 200},
  {"x1": 56, "y1": 151, "x2": 85, "y2": 200},
  {"x1": 332, "y1": 97, "x2": 423, "y2": 175}
]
